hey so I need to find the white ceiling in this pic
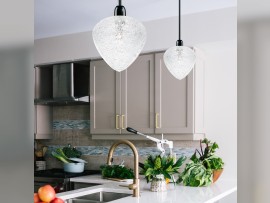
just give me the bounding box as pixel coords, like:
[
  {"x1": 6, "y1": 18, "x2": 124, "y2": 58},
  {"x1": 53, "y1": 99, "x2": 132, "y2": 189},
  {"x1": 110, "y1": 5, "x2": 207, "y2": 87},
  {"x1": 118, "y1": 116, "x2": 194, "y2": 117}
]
[{"x1": 35, "y1": 0, "x2": 237, "y2": 39}]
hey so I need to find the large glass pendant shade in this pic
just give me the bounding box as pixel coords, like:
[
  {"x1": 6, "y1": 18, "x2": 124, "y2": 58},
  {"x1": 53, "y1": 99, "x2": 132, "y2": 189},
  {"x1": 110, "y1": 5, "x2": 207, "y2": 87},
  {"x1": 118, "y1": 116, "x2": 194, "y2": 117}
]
[
  {"x1": 92, "y1": 16, "x2": 146, "y2": 72},
  {"x1": 164, "y1": 46, "x2": 196, "y2": 80}
]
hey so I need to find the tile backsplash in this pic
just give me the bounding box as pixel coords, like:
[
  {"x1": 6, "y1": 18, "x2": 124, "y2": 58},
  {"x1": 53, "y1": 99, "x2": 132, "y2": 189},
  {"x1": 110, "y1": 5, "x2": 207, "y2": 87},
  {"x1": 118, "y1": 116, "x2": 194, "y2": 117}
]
[
  {"x1": 53, "y1": 120, "x2": 90, "y2": 130},
  {"x1": 37, "y1": 105, "x2": 199, "y2": 170},
  {"x1": 47, "y1": 145, "x2": 195, "y2": 158}
]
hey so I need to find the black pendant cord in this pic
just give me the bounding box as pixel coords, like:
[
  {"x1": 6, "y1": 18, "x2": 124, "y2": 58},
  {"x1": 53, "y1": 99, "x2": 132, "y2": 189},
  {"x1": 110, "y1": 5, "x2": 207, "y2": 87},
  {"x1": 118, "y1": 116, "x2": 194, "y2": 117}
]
[
  {"x1": 114, "y1": 0, "x2": 126, "y2": 16},
  {"x1": 179, "y1": 0, "x2": 181, "y2": 41},
  {"x1": 176, "y1": 0, "x2": 183, "y2": 46}
]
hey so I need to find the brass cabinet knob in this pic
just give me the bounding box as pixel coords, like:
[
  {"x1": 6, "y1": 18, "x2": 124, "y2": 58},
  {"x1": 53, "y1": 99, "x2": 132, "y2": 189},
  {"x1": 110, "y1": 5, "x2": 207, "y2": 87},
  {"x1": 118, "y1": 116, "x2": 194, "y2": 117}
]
[{"x1": 155, "y1": 113, "x2": 160, "y2": 128}]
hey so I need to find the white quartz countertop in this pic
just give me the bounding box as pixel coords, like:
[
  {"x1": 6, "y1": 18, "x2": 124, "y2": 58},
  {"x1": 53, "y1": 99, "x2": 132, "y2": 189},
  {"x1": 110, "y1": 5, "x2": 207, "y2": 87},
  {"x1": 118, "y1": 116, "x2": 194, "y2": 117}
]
[{"x1": 57, "y1": 175, "x2": 237, "y2": 203}]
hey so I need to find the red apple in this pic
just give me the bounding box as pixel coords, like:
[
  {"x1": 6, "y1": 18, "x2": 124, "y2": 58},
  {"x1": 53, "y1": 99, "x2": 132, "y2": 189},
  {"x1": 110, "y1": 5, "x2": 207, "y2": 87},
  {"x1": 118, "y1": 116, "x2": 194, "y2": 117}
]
[
  {"x1": 51, "y1": 197, "x2": 65, "y2": 203},
  {"x1": 38, "y1": 185, "x2": 56, "y2": 202},
  {"x1": 34, "y1": 193, "x2": 40, "y2": 203}
]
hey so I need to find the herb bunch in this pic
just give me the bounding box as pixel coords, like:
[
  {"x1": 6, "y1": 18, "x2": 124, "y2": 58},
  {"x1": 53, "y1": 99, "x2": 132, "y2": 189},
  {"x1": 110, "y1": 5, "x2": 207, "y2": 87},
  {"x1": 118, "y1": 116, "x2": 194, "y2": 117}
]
[{"x1": 100, "y1": 165, "x2": 134, "y2": 179}]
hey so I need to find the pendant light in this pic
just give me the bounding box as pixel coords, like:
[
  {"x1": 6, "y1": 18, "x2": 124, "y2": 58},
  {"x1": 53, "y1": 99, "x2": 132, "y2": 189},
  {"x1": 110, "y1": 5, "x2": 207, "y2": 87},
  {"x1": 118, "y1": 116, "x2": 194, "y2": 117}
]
[
  {"x1": 92, "y1": 0, "x2": 147, "y2": 72},
  {"x1": 163, "y1": 0, "x2": 196, "y2": 80}
]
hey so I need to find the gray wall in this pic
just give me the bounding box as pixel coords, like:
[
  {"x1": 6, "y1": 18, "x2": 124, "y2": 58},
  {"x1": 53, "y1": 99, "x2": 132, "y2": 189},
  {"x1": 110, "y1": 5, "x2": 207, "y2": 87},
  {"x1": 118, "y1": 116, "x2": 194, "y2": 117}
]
[
  {"x1": 238, "y1": 19, "x2": 270, "y2": 203},
  {"x1": 0, "y1": 48, "x2": 34, "y2": 202}
]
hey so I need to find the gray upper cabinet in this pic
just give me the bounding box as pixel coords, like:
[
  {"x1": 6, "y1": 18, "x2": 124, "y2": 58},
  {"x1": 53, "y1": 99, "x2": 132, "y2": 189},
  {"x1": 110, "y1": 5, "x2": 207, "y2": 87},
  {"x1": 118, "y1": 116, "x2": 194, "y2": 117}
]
[
  {"x1": 90, "y1": 60, "x2": 121, "y2": 134},
  {"x1": 90, "y1": 54, "x2": 155, "y2": 135},
  {"x1": 35, "y1": 105, "x2": 53, "y2": 139},
  {"x1": 121, "y1": 54, "x2": 155, "y2": 134},
  {"x1": 154, "y1": 53, "x2": 194, "y2": 134},
  {"x1": 90, "y1": 50, "x2": 205, "y2": 139},
  {"x1": 154, "y1": 50, "x2": 205, "y2": 137}
]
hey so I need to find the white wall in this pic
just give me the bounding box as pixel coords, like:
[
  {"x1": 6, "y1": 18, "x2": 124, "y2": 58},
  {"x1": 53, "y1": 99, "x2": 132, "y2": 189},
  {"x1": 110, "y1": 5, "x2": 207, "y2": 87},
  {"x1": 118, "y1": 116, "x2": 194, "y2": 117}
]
[
  {"x1": 34, "y1": 7, "x2": 236, "y2": 65},
  {"x1": 196, "y1": 40, "x2": 237, "y2": 181}
]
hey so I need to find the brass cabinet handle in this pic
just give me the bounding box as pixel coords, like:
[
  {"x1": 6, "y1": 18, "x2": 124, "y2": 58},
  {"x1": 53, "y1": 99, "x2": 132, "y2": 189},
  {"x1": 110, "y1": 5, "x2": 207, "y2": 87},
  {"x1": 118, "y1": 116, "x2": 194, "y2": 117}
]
[
  {"x1": 116, "y1": 115, "x2": 120, "y2": 129},
  {"x1": 155, "y1": 113, "x2": 160, "y2": 128},
  {"x1": 121, "y1": 115, "x2": 125, "y2": 129}
]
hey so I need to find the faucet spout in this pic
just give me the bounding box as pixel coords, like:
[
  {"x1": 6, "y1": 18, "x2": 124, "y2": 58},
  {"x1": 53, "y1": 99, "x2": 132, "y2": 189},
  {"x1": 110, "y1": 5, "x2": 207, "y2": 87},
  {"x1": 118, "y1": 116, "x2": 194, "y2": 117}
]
[{"x1": 107, "y1": 140, "x2": 140, "y2": 197}]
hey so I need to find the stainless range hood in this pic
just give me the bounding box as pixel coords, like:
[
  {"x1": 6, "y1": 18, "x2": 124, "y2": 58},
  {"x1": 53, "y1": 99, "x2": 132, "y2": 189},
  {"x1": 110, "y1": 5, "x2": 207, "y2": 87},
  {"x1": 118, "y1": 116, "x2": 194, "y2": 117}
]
[{"x1": 34, "y1": 62, "x2": 89, "y2": 105}]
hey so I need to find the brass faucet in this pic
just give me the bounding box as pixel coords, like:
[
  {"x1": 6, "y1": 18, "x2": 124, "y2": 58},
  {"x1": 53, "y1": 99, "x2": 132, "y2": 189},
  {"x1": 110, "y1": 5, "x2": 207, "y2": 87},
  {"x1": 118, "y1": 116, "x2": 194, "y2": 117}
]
[{"x1": 107, "y1": 140, "x2": 140, "y2": 197}]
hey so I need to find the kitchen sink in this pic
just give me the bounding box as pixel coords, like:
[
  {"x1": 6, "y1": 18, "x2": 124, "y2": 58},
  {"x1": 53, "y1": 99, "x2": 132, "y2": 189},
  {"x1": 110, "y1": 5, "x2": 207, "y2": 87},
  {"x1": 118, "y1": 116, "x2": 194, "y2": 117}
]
[{"x1": 67, "y1": 191, "x2": 132, "y2": 203}]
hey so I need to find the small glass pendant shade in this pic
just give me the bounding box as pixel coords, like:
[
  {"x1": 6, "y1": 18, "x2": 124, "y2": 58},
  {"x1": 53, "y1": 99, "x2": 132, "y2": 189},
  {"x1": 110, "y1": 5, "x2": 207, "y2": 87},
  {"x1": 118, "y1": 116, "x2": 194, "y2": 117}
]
[
  {"x1": 163, "y1": 46, "x2": 196, "y2": 80},
  {"x1": 92, "y1": 16, "x2": 146, "y2": 72}
]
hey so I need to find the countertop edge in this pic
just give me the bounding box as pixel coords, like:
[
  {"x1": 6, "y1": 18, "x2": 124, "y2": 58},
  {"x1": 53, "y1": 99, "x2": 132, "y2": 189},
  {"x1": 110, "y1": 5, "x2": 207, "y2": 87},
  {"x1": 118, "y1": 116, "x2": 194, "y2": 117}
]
[{"x1": 58, "y1": 175, "x2": 237, "y2": 203}]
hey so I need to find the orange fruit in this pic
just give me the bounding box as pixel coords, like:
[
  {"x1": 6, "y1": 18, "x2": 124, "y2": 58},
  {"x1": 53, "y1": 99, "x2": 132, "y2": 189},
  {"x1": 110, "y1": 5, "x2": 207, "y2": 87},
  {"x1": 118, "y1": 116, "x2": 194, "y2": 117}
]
[
  {"x1": 38, "y1": 185, "x2": 56, "y2": 202},
  {"x1": 34, "y1": 193, "x2": 40, "y2": 203}
]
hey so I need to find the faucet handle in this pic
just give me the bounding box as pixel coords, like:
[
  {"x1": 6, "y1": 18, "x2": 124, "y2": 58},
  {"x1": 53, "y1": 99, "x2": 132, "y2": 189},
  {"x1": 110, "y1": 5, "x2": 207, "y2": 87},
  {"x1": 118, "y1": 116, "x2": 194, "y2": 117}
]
[
  {"x1": 126, "y1": 127, "x2": 138, "y2": 134},
  {"x1": 119, "y1": 181, "x2": 138, "y2": 190}
]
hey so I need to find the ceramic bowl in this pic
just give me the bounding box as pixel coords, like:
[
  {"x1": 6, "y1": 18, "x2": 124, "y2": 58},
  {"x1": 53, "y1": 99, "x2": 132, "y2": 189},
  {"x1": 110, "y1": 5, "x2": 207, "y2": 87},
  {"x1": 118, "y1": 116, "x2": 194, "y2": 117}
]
[{"x1": 63, "y1": 162, "x2": 84, "y2": 173}]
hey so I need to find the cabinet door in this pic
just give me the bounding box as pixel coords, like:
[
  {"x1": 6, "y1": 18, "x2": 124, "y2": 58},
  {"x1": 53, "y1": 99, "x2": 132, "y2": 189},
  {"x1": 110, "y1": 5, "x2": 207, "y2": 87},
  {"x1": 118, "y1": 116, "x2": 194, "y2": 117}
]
[
  {"x1": 90, "y1": 60, "x2": 121, "y2": 134},
  {"x1": 35, "y1": 105, "x2": 53, "y2": 139},
  {"x1": 155, "y1": 53, "x2": 194, "y2": 134},
  {"x1": 121, "y1": 54, "x2": 155, "y2": 134}
]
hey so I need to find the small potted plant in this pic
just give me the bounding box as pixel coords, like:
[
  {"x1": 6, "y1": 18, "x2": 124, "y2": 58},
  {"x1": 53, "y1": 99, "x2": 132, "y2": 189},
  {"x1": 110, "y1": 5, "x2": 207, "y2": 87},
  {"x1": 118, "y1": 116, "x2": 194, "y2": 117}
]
[
  {"x1": 177, "y1": 138, "x2": 224, "y2": 187},
  {"x1": 141, "y1": 154, "x2": 186, "y2": 192}
]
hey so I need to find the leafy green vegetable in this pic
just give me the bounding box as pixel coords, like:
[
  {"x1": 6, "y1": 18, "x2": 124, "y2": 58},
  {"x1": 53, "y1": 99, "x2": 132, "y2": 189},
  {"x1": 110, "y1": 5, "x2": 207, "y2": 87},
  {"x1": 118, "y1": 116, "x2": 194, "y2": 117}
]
[
  {"x1": 56, "y1": 148, "x2": 69, "y2": 160},
  {"x1": 177, "y1": 161, "x2": 212, "y2": 187},
  {"x1": 63, "y1": 144, "x2": 82, "y2": 158},
  {"x1": 52, "y1": 144, "x2": 83, "y2": 163},
  {"x1": 141, "y1": 154, "x2": 186, "y2": 183},
  {"x1": 100, "y1": 165, "x2": 134, "y2": 179},
  {"x1": 51, "y1": 151, "x2": 70, "y2": 163}
]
